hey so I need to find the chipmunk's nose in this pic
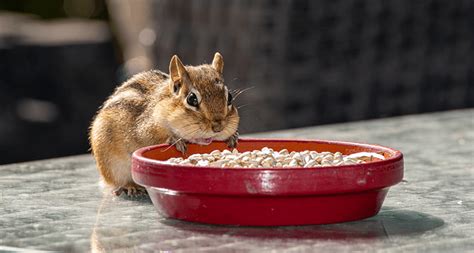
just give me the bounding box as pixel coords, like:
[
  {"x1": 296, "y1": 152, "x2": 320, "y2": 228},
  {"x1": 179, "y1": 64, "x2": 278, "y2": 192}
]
[{"x1": 211, "y1": 121, "x2": 224, "y2": 132}]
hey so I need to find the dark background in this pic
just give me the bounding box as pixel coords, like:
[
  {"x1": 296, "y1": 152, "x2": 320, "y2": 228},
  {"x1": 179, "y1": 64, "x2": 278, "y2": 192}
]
[{"x1": 0, "y1": 0, "x2": 473, "y2": 164}]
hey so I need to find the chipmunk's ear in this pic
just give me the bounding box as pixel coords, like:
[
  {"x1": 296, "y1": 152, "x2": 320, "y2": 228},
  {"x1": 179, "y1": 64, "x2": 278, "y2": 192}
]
[
  {"x1": 169, "y1": 55, "x2": 189, "y2": 94},
  {"x1": 212, "y1": 52, "x2": 224, "y2": 74}
]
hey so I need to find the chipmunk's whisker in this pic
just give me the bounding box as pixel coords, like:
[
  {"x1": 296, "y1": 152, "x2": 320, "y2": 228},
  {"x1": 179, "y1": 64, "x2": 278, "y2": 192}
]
[
  {"x1": 237, "y1": 103, "x2": 251, "y2": 109},
  {"x1": 230, "y1": 88, "x2": 241, "y2": 95},
  {"x1": 232, "y1": 86, "x2": 254, "y2": 101},
  {"x1": 162, "y1": 137, "x2": 184, "y2": 152}
]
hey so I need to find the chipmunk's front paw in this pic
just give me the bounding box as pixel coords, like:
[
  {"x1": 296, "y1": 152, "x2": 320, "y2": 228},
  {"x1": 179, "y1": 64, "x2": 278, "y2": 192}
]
[
  {"x1": 175, "y1": 139, "x2": 187, "y2": 154},
  {"x1": 167, "y1": 136, "x2": 187, "y2": 154},
  {"x1": 226, "y1": 131, "x2": 239, "y2": 149}
]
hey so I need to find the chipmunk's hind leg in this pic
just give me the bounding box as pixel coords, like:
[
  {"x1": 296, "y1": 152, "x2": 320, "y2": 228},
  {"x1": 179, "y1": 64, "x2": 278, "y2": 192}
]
[
  {"x1": 90, "y1": 111, "x2": 147, "y2": 197},
  {"x1": 107, "y1": 154, "x2": 147, "y2": 197},
  {"x1": 97, "y1": 155, "x2": 147, "y2": 197}
]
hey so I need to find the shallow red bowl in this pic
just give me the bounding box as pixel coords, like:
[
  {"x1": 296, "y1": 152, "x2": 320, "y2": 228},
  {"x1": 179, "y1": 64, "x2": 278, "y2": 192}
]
[{"x1": 132, "y1": 138, "x2": 403, "y2": 226}]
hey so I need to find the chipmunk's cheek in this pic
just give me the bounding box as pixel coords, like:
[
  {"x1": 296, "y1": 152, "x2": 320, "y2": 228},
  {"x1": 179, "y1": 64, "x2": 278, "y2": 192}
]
[
  {"x1": 234, "y1": 106, "x2": 240, "y2": 115},
  {"x1": 212, "y1": 126, "x2": 236, "y2": 141}
]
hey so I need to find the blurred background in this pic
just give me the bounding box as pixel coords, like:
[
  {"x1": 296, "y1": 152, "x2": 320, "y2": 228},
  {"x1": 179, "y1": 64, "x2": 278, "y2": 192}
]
[{"x1": 0, "y1": 0, "x2": 473, "y2": 164}]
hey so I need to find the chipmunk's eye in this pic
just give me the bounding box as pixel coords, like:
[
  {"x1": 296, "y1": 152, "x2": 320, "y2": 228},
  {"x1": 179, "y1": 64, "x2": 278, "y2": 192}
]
[
  {"x1": 227, "y1": 91, "x2": 233, "y2": 106},
  {"x1": 186, "y1": 92, "x2": 199, "y2": 107}
]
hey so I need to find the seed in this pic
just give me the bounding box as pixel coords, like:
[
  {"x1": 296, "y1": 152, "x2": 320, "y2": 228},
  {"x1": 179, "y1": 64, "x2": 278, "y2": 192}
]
[
  {"x1": 180, "y1": 159, "x2": 190, "y2": 163},
  {"x1": 188, "y1": 154, "x2": 201, "y2": 160},
  {"x1": 249, "y1": 161, "x2": 259, "y2": 167},
  {"x1": 289, "y1": 160, "x2": 299, "y2": 167},
  {"x1": 323, "y1": 154, "x2": 333, "y2": 160},
  {"x1": 197, "y1": 160, "x2": 209, "y2": 166},
  {"x1": 206, "y1": 156, "x2": 215, "y2": 162},
  {"x1": 226, "y1": 161, "x2": 237, "y2": 167},
  {"x1": 304, "y1": 160, "x2": 318, "y2": 167},
  {"x1": 241, "y1": 156, "x2": 250, "y2": 163},
  {"x1": 261, "y1": 157, "x2": 275, "y2": 167},
  {"x1": 279, "y1": 149, "x2": 289, "y2": 155},
  {"x1": 210, "y1": 160, "x2": 226, "y2": 167},
  {"x1": 210, "y1": 150, "x2": 221, "y2": 157},
  {"x1": 292, "y1": 153, "x2": 302, "y2": 161},
  {"x1": 167, "y1": 158, "x2": 176, "y2": 163},
  {"x1": 261, "y1": 147, "x2": 272, "y2": 155},
  {"x1": 237, "y1": 153, "x2": 248, "y2": 160}
]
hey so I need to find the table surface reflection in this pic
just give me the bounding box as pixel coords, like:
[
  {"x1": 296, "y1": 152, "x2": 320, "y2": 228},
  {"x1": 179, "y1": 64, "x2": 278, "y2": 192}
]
[{"x1": 1, "y1": 109, "x2": 473, "y2": 252}]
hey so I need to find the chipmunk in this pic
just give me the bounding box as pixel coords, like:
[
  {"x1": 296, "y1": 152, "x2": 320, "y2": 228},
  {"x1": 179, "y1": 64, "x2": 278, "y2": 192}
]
[{"x1": 89, "y1": 53, "x2": 239, "y2": 196}]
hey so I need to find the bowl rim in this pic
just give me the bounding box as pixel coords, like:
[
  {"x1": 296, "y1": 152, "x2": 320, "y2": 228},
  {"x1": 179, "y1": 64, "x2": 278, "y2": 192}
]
[{"x1": 132, "y1": 137, "x2": 403, "y2": 172}]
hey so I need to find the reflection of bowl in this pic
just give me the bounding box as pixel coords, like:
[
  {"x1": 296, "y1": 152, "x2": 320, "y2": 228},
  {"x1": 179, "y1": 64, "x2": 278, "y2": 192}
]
[{"x1": 132, "y1": 138, "x2": 404, "y2": 226}]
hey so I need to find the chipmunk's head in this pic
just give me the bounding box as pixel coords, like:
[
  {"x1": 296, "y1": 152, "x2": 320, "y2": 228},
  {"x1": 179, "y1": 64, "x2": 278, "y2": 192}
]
[{"x1": 165, "y1": 52, "x2": 239, "y2": 145}]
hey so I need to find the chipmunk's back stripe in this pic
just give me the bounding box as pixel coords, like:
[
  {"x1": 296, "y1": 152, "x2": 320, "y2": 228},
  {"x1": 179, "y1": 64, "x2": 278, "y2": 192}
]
[
  {"x1": 104, "y1": 99, "x2": 146, "y2": 117},
  {"x1": 152, "y1": 70, "x2": 169, "y2": 79},
  {"x1": 125, "y1": 82, "x2": 149, "y2": 94}
]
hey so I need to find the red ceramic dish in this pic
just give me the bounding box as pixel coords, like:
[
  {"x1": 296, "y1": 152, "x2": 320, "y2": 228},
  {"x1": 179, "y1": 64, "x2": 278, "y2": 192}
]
[{"x1": 132, "y1": 138, "x2": 404, "y2": 226}]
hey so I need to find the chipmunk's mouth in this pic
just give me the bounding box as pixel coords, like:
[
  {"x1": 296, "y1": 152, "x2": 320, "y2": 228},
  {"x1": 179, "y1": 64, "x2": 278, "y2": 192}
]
[{"x1": 188, "y1": 138, "x2": 213, "y2": 145}]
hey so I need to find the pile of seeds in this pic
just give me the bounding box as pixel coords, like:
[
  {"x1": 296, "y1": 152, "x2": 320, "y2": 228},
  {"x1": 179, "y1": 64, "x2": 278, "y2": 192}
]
[{"x1": 164, "y1": 147, "x2": 385, "y2": 168}]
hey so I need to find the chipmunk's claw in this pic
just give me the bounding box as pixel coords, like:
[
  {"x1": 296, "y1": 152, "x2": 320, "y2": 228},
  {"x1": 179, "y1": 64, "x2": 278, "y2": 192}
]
[
  {"x1": 168, "y1": 135, "x2": 187, "y2": 154},
  {"x1": 113, "y1": 183, "x2": 147, "y2": 197},
  {"x1": 226, "y1": 131, "x2": 239, "y2": 149},
  {"x1": 175, "y1": 139, "x2": 187, "y2": 154}
]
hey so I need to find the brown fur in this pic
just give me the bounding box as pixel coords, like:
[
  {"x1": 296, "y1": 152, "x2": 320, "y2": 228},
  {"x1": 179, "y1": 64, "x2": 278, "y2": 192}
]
[{"x1": 89, "y1": 53, "x2": 239, "y2": 195}]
